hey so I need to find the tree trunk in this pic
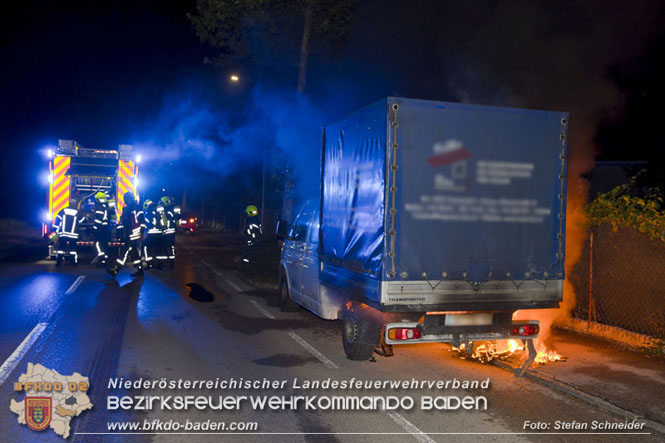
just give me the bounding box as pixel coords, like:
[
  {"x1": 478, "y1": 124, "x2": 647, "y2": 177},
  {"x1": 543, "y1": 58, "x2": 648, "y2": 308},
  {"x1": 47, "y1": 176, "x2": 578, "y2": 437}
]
[{"x1": 297, "y1": 6, "x2": 313, "y2": 92}]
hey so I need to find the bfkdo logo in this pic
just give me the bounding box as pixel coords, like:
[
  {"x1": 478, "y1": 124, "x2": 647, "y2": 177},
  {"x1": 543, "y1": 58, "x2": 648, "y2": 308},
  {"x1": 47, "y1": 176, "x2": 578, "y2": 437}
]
[
  {"x1": 25, "y1": 397, "x2": 52, "y2": 431},
  {"x1": 10, "y1": 363, "x2": 93, "y2": 439}
]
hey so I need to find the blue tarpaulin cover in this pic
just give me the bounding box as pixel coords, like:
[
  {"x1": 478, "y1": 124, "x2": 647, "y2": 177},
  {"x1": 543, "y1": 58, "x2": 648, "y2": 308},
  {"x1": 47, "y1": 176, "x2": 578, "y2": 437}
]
[
  {"x1": 321, "y1": 101, "x2": 387, "y2": 276},
  {"x1": 321, "y1": 97, "x2": 567, "y2": 282}
]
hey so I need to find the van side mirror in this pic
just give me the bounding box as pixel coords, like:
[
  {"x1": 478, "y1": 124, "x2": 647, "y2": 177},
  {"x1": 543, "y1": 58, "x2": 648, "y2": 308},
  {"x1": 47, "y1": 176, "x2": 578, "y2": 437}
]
[{"x1": 276, "y1": 219, "x2": 290, "y2": 240}]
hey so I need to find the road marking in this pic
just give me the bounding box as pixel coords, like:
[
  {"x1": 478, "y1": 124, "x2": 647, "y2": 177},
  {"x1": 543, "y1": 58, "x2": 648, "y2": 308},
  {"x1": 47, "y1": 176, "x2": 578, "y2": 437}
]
[
  {"x1": 249, "y1": 298, "x2": 339, "y2": 370},
  {"x1": 249, "y1": 299, "x2": 276, "y2": 319},
  {"x1": 384, "y1": 411, "x2": 437, "y2": 443},
  {"x1": 287, "y1": 332, "x2": 339, "y2": 369},
  {"x1": 196, "y1": 258, "x2": 221, "y2": 275},
  {"x1": 0, "y1": 323, "x2": 48, "y2": 386},
  {"x1": 195, "y1": 257, "x2": 244, "y2": 292},
  {"x1": 225, "y1": 279, "x2": 243, "y2": 292},
  {"x1": 65, "y1": 275, "x2": 86, "y2": 294}
]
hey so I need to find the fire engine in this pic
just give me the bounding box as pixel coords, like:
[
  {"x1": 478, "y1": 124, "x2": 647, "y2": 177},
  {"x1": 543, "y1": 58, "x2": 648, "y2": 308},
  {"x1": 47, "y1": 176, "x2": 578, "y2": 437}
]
[{"x1": 43, "y1": 140, "x2": 140, "y2": 259}]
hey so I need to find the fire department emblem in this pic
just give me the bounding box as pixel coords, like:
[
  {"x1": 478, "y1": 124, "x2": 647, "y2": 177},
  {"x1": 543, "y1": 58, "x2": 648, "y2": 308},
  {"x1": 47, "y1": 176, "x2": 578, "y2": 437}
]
[{"x1": 25, "y1": 397, "x2": 52, "y2": 431}]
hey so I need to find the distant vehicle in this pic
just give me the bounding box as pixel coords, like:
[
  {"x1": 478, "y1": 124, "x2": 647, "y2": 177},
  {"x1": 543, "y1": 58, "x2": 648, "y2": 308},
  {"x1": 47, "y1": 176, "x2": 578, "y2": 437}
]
[
  {"x1": 178, "y1": 215, "x2": 199, "y2": 234},
  {"x1": 277, "y1": 97, "x2": 568, "y2": 370},
  {"x1": 43, "y1": 139, "x2": 140, "y2": 259}
]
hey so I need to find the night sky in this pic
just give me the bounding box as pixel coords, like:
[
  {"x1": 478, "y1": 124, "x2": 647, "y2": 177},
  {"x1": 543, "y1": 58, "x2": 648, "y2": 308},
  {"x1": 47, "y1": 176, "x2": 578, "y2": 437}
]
[{"x1": 2, "y1": 0, "x2": 665, "y2": 223}]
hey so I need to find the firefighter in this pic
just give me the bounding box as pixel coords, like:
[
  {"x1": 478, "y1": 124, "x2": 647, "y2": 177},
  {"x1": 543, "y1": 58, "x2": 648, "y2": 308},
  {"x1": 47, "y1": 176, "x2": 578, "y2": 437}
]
[
  {"x1": 142, "y1": 199, "x2": 160, "y2": 269},
  {"x1": 107, "y1": 192, "x2": 145, "y2": 277},
  {"x1": 92, "y1": 191, "x2": 111, "y2": 265},
  {"x1": 241, "y1": 205, "x2": 262, "y2": 265},
  {"x1": 53, "y1": 200, "x2": 85, "y2": 267},
  {"x1": 154, "y1": 201, "x2": 168, "y2": 267},
  {"x1": 160, "y1": 196, "x2": 177, "y2": 269},
  {"x1": 244, "y1": 205, "x2": 262, "y2": 247}
]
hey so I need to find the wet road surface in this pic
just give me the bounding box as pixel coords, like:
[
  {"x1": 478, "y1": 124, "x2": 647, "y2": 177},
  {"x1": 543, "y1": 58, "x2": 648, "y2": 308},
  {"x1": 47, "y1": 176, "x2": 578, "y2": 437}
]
[{"x1": 0, "y1": 233, "x2": 660, "y2": 442}]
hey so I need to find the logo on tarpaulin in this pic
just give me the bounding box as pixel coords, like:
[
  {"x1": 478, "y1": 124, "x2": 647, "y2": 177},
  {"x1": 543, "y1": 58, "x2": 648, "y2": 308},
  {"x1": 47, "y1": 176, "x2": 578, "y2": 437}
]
[
  {"x1": 427, "y1": 139, "x2": 471, "y2": 192},
  {"x1": 25, "y1": 397, "x2": 52, "y2": 431}
]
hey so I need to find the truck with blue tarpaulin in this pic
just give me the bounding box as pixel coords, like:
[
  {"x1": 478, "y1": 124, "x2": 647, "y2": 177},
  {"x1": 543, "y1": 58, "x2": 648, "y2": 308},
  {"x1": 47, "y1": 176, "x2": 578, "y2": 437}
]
[{"x1": 278, "y1": 97, "x2": 568, "y2": 367}]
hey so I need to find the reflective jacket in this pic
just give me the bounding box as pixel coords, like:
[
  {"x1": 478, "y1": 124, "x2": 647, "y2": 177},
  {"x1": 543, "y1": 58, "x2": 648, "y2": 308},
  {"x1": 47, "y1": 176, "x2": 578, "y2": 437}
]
[
  {"x1": 92, "y1": 202, "x2": 109, "y2": 230},
  {"x1": 120, "y1": 202, "x2": 145, "y2": 241},
  {"x1": 145, "y1": 206, "x2": 161, "y2": 235},
  {"x1": 54, "y1": 208, "x2": 85, "y2": 239},
  {"x1": 161, "y1": 205, "x2": 176, "y2": 235}
]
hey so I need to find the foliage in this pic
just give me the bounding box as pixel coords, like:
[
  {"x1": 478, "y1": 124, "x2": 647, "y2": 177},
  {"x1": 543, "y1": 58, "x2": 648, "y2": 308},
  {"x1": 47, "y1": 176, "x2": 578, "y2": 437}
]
[
  {"x1": 585, "y1": 171, "x2": 665, "y2": 242},
  {"x1": 189, "y1": 0, "x2": 357, "y2": 90}
]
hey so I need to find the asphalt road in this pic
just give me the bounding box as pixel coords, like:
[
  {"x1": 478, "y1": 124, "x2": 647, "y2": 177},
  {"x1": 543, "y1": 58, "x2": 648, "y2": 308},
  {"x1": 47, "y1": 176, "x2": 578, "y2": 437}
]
[{"x1": 0, "y1": 232, "x2": 660, "y2": 442}]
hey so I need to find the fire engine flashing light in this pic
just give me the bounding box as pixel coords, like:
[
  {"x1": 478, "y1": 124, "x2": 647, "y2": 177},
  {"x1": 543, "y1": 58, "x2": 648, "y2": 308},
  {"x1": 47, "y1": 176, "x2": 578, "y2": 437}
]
[
  {"x1": 136, "y1": 154, "x2": 142, "y2": 164},
  {"x1": 47, "y1": 149, "x2": 54, "y2": 158},
  {"x1": 43, "y1": 211, "x2": 52, "y2": 222}
]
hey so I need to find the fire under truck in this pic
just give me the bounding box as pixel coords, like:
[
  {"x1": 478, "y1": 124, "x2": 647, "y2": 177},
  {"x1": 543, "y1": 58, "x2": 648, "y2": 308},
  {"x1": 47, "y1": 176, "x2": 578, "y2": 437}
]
[{"x1": 43, "y1": 140, "x2": 140, "y2": 260}]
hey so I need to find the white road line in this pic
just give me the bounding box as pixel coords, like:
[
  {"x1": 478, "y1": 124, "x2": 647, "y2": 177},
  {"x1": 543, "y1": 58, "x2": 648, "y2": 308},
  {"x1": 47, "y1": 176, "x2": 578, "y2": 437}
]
[
  {"x1": 0, "y1": 323, "x2": 48, "y2": 386},
  {"x1": 249, "y1": 298, "x2": 339, "y2": 370},
  {"x1": 384, "y1": 410, "x2": 437, "y2": 443},
  {"x1": 197, "y1": 258, "x2": 221, "y2": 276},
  {"x1": 65, "y1": 275, "x2": 86, "y2": 294},
  {"x1": 195, "y1": 257, "x2": 244, "y2": 292},
  {"x1": 287, "y1": 332, "x2": 339, "y2": 369},
  {"x1": 249, "y1": 299, "x2": 276, "y2": 319},
  {"x1": 225, "y1": 279, "x2": 243, "y2": 293}
]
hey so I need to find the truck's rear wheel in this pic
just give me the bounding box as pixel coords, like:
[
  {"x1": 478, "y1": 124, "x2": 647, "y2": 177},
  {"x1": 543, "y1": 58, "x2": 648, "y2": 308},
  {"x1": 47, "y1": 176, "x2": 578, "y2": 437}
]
[
  {"x1": 342, "y1": 310, "x2": 377, "y2": 361},
  {"x1": 280, "y1": 278, "x2": 298, "y2": 312}
]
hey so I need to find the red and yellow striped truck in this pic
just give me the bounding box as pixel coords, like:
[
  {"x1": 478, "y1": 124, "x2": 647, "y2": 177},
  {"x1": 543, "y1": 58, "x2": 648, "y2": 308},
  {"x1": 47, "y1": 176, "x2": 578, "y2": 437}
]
[{"x1": 43, "y1": 140, "x2": 140, "y2": 259}]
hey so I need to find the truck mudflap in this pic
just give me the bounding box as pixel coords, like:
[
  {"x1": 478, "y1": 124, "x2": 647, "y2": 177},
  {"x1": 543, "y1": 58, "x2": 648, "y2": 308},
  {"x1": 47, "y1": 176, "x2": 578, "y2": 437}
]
[{"x1": 380, "y1": 279, "x2": 562, "y2": 312}]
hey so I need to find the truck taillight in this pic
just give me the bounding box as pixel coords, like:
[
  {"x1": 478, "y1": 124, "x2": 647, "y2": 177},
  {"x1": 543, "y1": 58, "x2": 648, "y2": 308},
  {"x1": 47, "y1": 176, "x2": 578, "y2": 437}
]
[
  {"x1": 388, "y1": 327, "x2": 422, "y2": 341},
  {"x1": 510, "y1": 324, "x2": 539, "y2": 337}
]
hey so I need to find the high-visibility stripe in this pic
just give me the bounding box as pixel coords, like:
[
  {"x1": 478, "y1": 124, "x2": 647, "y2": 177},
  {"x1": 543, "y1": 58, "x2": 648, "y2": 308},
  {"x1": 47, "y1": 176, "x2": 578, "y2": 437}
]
[
  {"x1": 53, "y1": 196, "x2": 70, "y2": 215},
  {"x1": 116, "y1": 160, "x2": 136, "y2": 217},
  {"x1": 54, "y1": 156, "x2": 70, "y2": 169},
  {"x1": 52, "y1": 180, "x2": 69, "y2": 203},
  {"x1": 53, "y1": 157, "x2": 70, "y2": 177},
  {"x1": 53, "y1": 193, "x2": 70, "y2": 214},
  {"x1": 50, "y1": 157, "x2": 71, "y2": 222},
  {"x1": 54, "y1": 166, "x2": 68, "y2": 181},
  {"x1": 119, "y1": 162, "x2": 132, "y2": 178},
  {"x1": 53, "y1": 187, "x2": 70, "y2": 207},
  {"x1": 52, "y1": 181, "x2": 69, "y2": 203}
]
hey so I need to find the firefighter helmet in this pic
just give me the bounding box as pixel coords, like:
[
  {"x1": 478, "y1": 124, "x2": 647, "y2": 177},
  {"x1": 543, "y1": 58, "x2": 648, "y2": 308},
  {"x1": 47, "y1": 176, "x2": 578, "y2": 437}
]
[
  {"x1": 245, "y1": 205, "x2": 258, "y2": 217},
  {"x1": 160, "y1": 196, "x2": 173, "y2": 206},
  {"x1": 95, "y1": 191, "x2": 108, "y2": 203},
  {"x1": 124, "y1": 191, "x2": 135, "y2": 205},
  {"x1": 143, "y1": 199, "x2": 153, "y2": 211}
]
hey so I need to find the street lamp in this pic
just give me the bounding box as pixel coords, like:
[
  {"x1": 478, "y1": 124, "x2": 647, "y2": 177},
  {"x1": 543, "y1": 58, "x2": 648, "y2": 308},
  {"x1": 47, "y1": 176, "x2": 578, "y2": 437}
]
[{"x1": 230, "y1": 74, "x2": 239, "y2": 82}]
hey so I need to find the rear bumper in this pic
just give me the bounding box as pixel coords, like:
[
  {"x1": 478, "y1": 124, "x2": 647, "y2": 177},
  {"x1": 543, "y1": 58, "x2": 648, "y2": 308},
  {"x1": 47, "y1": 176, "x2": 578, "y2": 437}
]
[
  {"x1": 384, "y1": 319, "x2": 540, "y2": 345},
  {"x1": 380, "y1": 279, "x2": 562, "y2": 312}
]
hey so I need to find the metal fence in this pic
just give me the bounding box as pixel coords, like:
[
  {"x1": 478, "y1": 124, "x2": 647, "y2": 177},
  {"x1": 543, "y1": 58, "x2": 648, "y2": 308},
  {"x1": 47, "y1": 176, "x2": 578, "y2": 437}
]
[{"x1": 568, "y1": 223, "x2": 665, "y2": 338}]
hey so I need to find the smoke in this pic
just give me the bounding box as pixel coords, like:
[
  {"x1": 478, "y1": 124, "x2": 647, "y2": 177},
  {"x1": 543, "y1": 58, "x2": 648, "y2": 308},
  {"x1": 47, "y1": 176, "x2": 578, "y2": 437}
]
[
  {"x1": 128, "y1": 82, "x2": 326, "y2": 224},
  {"x1": 426, "y1": 0, "x2": 665, "y2": 343}
]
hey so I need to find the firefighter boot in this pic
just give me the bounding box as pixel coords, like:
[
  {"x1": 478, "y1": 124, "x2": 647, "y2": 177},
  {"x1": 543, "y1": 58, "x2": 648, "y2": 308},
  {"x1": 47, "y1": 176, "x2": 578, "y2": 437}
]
[
  {"x1": 106, "y1": 265, "x2": 119, "y2": 277},
  {"x1": 130, "y1": 267, "x2": 144, "y2": 278}
]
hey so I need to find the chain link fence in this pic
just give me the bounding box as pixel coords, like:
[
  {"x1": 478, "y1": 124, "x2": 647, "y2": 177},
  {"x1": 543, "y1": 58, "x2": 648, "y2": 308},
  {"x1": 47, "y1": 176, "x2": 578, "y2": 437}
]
[{"x1": 568, "y1": 223, "x2": 665, "y2": 338}]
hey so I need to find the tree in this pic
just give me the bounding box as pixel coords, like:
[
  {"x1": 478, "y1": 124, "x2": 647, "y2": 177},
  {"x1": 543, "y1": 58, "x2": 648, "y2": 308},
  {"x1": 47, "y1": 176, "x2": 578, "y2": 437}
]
[{"x1": 189, "y1": 0, "x2": 357, "y2": 92}]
